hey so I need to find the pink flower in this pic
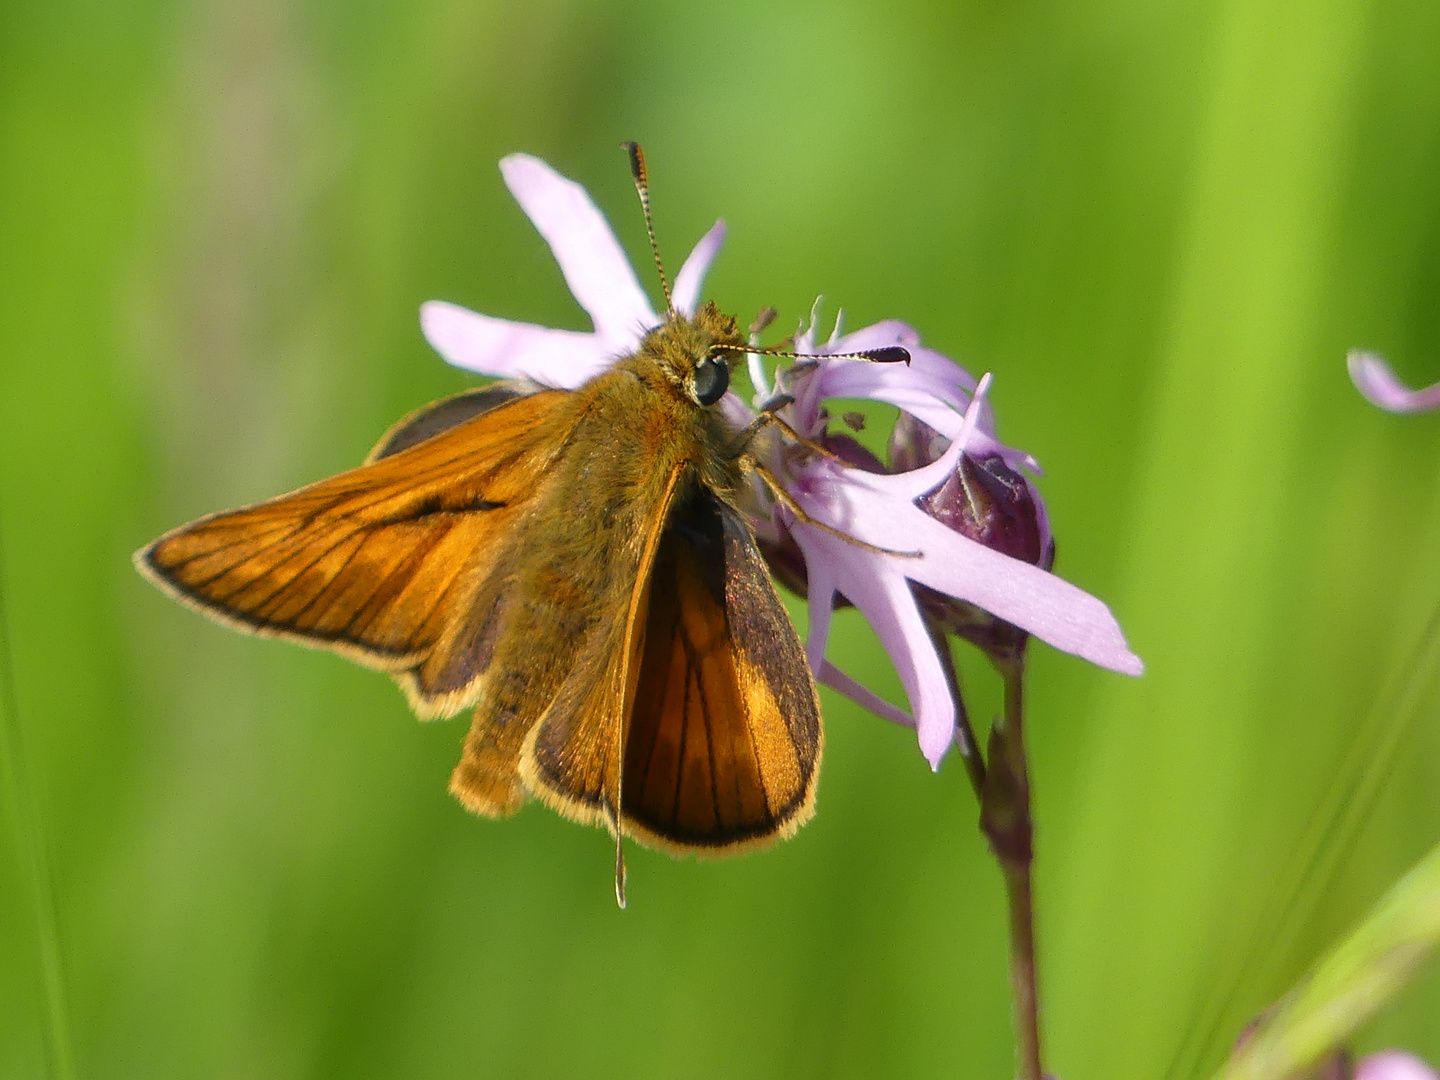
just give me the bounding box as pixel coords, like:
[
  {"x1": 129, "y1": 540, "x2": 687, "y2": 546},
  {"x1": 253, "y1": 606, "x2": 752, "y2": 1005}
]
[
  {"x1": 421, "y1": 154, "x2": 1143, "y2": 771},
  {"x1": 750, "y1": 308, "x2": 1141, "y2": 767},
  {"x1": 1348, "y1": 350, "x2": 1440, "y2": 413},
  {"x1": 1357, "y1": 1052, "x2": 1439, "y2": 1080}
]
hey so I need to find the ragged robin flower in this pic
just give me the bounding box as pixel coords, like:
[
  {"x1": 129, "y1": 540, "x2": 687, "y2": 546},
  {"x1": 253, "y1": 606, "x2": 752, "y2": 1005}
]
[
  {"x1": 745, "y1": 304, "x2": 1141, "y2": 767},
  {"x1": 421, "y1": 153, "x2": 1142, "y2": 771}
]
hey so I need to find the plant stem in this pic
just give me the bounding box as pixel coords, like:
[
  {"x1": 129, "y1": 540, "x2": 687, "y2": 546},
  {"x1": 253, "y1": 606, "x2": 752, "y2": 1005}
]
[
  {"x1": 1003, "y1": 856, "x2": 1042, "y2": 1080},
  {"x1": 981, "y1": 654, "x2": 1043, "y2": 1080}
]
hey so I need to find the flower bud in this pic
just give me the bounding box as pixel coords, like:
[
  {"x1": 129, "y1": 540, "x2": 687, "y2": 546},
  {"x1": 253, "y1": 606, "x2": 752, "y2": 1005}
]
[
  {"x1": 918, "y1": 453, "x2": 1053, "y2": 569},
  {"x1": 889, "y1": 411, "x2": 1056, "y2": 664}
]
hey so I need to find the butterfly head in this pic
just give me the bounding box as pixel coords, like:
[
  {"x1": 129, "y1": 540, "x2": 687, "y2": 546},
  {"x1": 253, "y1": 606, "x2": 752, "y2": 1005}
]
[{"x1": 639, "y1": 301, "x2": 745, "y2": 408}]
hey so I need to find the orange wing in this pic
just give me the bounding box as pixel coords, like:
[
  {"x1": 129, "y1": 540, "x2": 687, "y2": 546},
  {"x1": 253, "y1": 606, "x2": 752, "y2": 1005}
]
[
  {"x1": 136, "y1": 387, "x2": 570, "y2": 718},
  {"x1": 622, "y1": 492, "x2": 822, "y2": 853},
  {"x1": 516, "y1": 462, "x2": 685, "y2": 838},
  {"x1": 522, "y1": 485, "x2": 822, "y2": 855}
]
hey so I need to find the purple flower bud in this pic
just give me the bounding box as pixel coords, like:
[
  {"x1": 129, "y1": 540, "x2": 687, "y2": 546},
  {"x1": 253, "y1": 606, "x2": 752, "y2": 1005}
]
[
  {"x1": 887, "y1": 408, "x2": 949, "y2": 473},
  {"x1": 918, "y1": 451, "x2": 1054, "y2": 569},
  {"x1": 889, "y1": 411, "x2": 1056, "y2": 663},
  {"x1": 890, "y1": 411, "x2": 1053, "y2": 568}
]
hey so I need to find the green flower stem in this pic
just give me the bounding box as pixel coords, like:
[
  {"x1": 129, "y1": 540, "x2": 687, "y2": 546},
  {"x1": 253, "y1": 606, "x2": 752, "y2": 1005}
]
[{"x1": 981, "y1": 653, "x2": 1044, "y2": 1080}]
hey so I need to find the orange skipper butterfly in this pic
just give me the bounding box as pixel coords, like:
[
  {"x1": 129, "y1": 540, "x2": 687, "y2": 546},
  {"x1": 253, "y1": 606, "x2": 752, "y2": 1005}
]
[{"x1": 136, "y1": 144, "x2": 909, "y2": 902}]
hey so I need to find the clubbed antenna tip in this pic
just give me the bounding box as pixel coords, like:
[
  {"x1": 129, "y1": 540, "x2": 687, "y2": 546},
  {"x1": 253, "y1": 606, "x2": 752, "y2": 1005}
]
[
  {"x1": 623, "y1": 141, "x2": 646, "y2": 188},
  {"x1": 620, "y1": 141, "x2": 673, "y2": 316},
  {"x1": 863, "y1": 346, "x2": 911, "y2": 365}
]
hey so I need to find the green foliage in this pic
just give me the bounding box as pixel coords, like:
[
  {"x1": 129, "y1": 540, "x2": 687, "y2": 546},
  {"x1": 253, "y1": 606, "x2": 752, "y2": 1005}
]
[{"x1": 1219, "y1": 839, "x2": 1440, "y2": 1080}]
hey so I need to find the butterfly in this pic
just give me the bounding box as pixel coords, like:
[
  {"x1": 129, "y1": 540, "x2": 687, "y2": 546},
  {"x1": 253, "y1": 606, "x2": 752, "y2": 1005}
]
[{"x1": 135, "y1": 143, "x2": 907, "y2": 902}]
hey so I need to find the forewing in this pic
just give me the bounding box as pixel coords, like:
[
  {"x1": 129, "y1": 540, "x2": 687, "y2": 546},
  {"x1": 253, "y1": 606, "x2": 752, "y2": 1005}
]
[
  {"x1": 137, "y1": 388, "x2": 571, "y2": 716},
  {"x1": 621, "y1": 493, "x2": 822, "y2": 854},
  {"x1": 523, "y1": 481, "x2": 822, "y2": 856},
  {"x1": 518, "y1": 463, "x2": 686, "y2": 833}
]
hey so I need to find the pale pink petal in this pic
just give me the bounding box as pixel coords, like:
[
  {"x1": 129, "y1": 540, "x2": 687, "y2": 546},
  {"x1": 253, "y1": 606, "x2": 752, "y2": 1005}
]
[
  {"x1": 793, "y1": 522, "x2": 957, "y2": 768},
  {"x1": 673, "y1": 220, "x2": 727, "y2": 316},
  {"x1": 815, "y1": 361, "x2": 974, "y2": 439},
  {"x1": 904, "y1": 517, "x2": 1141, "y2": 676},
  {"x1": 819, "y1": 661, "x2": 915, "y2": 728},
  {"x1": 802, "y1": 553, "x2": 839, "y2": 675},
  {"x1": 808, "y1": 324, "x2": 997, "y2": 438},
  {"x1": 793, "y1": 296, "x2": 829, "y2": 353},
  {"x1": 500, "y1": 154, "x2": 657, "y2": 346},
  {"x1": 1348, "y1": 351, "x2": 1440, "y2": 414},
  {"x1": 795, "y1": 462, "x2": 1143, "y2": 678},
  {"x1": 830, "y1": 320, "x2": 920, "y2": 350},
  {"x1": 830, "y1": 330, "x2": 978, "y2": 395},
  {"x1": 419, "y1": 301, "x2": 616, "y2": 388},
  {"x1": 1356, "y1": 1052, "x2": 1439, "y2": 1080},
  {"x1": 855, "y1": 433, "x2": 969, "y2": 502}
]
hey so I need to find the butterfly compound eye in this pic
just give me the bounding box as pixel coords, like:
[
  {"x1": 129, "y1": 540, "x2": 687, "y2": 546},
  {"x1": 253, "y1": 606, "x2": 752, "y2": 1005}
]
[{"x1": 692, "y1": 355, "x2": 730, "y2": 406}]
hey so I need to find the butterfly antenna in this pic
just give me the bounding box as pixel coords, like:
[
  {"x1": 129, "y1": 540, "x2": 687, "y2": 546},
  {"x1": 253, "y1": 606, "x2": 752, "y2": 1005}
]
[
  {"x1": 622, "y1": 141, "x2": 675, "y2": 318},
  {"x1": 714, "y1": 342, "x2": 912, "y2": 366}
]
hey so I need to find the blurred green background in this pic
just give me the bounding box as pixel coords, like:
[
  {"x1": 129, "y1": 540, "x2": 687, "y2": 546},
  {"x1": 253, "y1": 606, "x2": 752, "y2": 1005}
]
[{"x1": 3, "y1": 0, "x2": 1440, "y2": 1076}]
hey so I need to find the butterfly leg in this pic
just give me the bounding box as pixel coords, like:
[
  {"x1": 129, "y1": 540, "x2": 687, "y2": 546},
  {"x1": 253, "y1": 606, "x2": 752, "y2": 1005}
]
[
  {"x1": 736, "y1": 455, "x2": 919, "y2": 558},
  {"x1": 728, "y1": 400, "x2": 852, "y2": 465}
]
